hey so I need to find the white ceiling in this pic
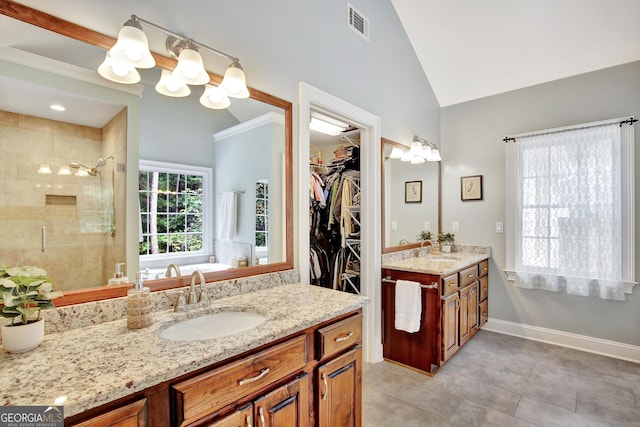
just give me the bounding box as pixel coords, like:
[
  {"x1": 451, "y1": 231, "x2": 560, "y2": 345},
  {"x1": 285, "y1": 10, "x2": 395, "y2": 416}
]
[{"x1": 391, "y1": 0, "x2": 640, "y2": 106}]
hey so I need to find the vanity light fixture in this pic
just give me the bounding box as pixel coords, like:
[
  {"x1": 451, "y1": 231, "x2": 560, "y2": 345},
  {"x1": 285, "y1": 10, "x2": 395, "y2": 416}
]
[
  {"x1": 413, "y1": 135, "x2": 442, "y2": 162},
  {"x1": 388, "y1": 147, "x2": 405, "y2": 159},
  {"x1": 99, "y1": 15, "x2": 250, "y2": 109}
]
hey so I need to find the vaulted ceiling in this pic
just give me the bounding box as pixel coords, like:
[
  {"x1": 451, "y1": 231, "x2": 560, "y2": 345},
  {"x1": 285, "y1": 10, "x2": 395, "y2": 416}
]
[{"x1": 391, "y1": 0, "x2": 640, "y2": 106}]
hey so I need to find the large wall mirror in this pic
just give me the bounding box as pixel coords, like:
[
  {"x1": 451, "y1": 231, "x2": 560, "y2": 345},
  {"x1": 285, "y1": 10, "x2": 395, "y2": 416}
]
[
  {"x1": 381, "y1": 137, "x2": 440, "y2": 253},
  {"x1": 0, "y1": 2, "x2": 293, "y2": 306}
]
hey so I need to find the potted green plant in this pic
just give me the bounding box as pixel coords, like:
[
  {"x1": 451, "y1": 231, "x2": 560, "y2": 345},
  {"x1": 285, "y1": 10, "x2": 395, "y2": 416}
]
[
  {"x1": 438, "y1": 232, "x2": 455, "y2": 253},
  {"x1": 0, "y1": 265, "x2": 62, "y2": 353},
  {"x1": 416, "y1": 231, "x2": 432, "y2": 242}
]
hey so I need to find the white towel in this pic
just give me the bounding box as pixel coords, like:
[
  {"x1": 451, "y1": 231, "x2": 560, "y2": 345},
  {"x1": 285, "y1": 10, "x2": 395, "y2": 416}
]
[
  {"x1": 219, "y1": 191, "x2": 237, "y2": 240},
  {"x1": 394, "y1": 280, "x2": 422, "y2": 333}
]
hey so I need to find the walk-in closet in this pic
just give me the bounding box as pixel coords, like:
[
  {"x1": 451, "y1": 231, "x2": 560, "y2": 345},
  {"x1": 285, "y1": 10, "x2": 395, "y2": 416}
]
[{"x1": 309, "y1": 114, "x2": 362, "y2": 295}]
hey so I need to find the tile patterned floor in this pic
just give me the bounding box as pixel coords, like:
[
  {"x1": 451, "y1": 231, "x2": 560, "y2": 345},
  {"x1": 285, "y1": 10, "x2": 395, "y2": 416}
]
[{"x1": 363, "y1": 330, "x2": 640, "y2": 426}]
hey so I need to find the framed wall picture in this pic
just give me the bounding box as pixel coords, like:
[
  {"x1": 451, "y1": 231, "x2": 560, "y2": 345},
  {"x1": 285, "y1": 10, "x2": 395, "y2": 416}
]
[
  {"x1": 461, "y1": 175, "x2": 483, "y2": 201},
  {"x1": 405, "y1": 180, "x2": 422, "y2": 203}
]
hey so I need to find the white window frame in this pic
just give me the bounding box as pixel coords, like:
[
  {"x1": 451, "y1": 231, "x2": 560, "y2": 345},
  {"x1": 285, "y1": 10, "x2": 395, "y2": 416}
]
[
  {"x1": 139, "y1": 159, "x2": 213, "y2": 262},
  {"x1": 505, "y1": 117, "x2": 636, "y2": 294}
]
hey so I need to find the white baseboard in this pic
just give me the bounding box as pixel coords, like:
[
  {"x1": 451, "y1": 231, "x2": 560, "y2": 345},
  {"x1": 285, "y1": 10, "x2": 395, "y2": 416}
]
[{"x1": 483, "y1": 317, "x2": 640, "y2": 364}]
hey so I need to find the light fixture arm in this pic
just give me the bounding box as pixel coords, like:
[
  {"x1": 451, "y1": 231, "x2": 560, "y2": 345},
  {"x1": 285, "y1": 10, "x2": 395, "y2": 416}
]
[
  {"x1": 413, "y1": 135, "x2": 438, "y2": 150},
  {"x1": 130, "y1": 14, "x2": 239, "y2": 63}
]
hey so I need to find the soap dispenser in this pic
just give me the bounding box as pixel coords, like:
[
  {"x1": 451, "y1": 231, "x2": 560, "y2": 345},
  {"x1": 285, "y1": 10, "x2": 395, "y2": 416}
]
[
  {"x1": 127, "y1": 272, "x2": 153, "y2": 329},
  {"x1": 108, "y1": 263, "x2": 128, "y2": 285}
]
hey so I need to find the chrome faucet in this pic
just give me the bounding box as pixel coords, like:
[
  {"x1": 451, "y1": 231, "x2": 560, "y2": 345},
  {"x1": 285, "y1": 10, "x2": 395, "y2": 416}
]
[
  {"x1": 419, "y1": 239, "x2": 431, "y2": 257},
  {"x1": 165, "y1": 263, "x2": 181, "y2": 278},
  {"x1": 399, "y1": 239, "x2": 409, "y2": 245},
  {"x1": 174, "y1": 270, "x2": 209, "y2": 312}
]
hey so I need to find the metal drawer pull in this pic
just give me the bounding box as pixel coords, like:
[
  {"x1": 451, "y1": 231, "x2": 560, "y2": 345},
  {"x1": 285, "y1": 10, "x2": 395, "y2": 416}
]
[
  {"x1": 482, "y1": 312, "x2": 488, "y2": 316},
  {"x1": 321, "y1": 373, "x2": 328, "y2": 401},
  {"x1": 448, "y1": 283, "x2": 456, "y2": 287},
  {"x1": 246, "y1": 415, "x2": 252, "y2": 427},
  {"x1": 259, "y1": 407, "x2": 265, "y2": 427},
  {"x1": 335, "y1": 332, "x2": 354, "y2": 342},
  {"x1": 238, "y1": 367, "x2": 270, "y2": 385},
  {"x1": 467, "y1": 274, "x2": 474, "y2": 278}
]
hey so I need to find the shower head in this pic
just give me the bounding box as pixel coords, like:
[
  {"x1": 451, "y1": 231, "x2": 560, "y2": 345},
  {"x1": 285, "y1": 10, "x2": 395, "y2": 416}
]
[{"x1": 68, "y1": 156, "x2": 114, "y2": 176}]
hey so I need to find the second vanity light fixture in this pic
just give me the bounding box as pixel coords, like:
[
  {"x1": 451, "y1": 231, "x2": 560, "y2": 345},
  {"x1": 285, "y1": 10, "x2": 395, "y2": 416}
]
[
  {"x1": 389, "y1": 135, "x2": 442, "y2": 164},
  {"x1": 98, "y1": 15, "x2": 249, "y2": 110}
]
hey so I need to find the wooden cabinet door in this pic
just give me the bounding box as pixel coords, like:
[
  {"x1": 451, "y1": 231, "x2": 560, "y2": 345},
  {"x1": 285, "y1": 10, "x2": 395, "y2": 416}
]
[
  {"x1": 441, "y1": 292, "x2": 459, "y2": 362},
  {"x1": 72, "y1": 399, "x2": 147, "y2": 427},
  {"x1": 207, "y1": 405, "x2": 253, "y2": 427},
  {"x1": 253, "y1": 374, "x2": 309, "y2": 427},
  {"x1": 317, "y1": 347, "x2": 361, "y2": 427},
  {"x1": 468, "y1": 283, "x2": 479, "y2": 338}
]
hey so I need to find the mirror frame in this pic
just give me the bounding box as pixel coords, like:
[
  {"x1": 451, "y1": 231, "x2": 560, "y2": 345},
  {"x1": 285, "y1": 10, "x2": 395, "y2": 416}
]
[
  {"x1": 381, "y1": 137, "x2": 441, "y2": 254},
  {"x1": 0, "y1": 1, "x2": 294, "y2": 306}
]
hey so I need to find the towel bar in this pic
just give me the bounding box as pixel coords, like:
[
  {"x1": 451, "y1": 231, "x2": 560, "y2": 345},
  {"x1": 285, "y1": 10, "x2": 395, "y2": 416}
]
[{"x1": 382, "y1": 277, "x2": 438, "y2": 290}]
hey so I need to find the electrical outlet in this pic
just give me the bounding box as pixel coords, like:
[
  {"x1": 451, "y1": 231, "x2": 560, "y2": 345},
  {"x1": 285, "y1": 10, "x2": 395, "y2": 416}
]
[
  {"x1": 496, "y1": 221, "x2": 504, "y2": 233},
  {"x1": 391, "y1": 221, "x2": 398, "y2": 231},
  {"x1": 452, "y1": 222, "x2": 459, "y2": 232}
]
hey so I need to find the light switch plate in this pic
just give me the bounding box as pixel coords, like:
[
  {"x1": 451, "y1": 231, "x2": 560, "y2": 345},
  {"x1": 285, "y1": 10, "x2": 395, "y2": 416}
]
[
  {"x1": 391, "y1": 221, "x2": 398, "y2": 231},
  {"x1": 452, "y1": 222, "x2": 459, "y2": 232},
  {"x1": 496, "y1": 221, "x2": 504, "y2": 233},
  {"x1": 424, "y1": 221, "x2": 430, "y2": 231}
]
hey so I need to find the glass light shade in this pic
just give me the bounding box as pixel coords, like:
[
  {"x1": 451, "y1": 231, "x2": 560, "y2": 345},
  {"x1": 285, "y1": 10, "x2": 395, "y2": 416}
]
[
  {"x1": 400, "y1": 151, "x2": 413, "y2": 162},
  {"x1": 199, "y1": 85, "x2": 230, "y2": 109},
  {"x1": 408, "y1": 142, "x2": 425, "y2": 157},
  {"x1": 75, "y1": 169, "x2": 89, "y2": 177},
  {"x1": 172, "y1": 48, "x2": 210, "y2": 85},
  {"x1": 37, "y1": 163, "x2": 52, "y2": 174},
  {"x1": 389, "y1": 147, "x2": 405, "y2": 159},
  {"x1": 410, "y1": 156, "x2": 425, "y2": 164},
  {"x1": 420, "y1": 145, "x2": 432, "y2": 159},
  {"x1": 426, "y1": 148, "x2": 442, "y2": 162},
  {"x1": 220, "y1": 61, "x2": 250, "y2": 98},
  {"x1": 98, "y1": 52, "x2": 141, "y2": 84},
  {"x1": 155, "y1": 69, "x2": 190, "y2": 97},
  {"x1": 57, "y1": 165, "x2": 72, "y2": 175},
  {"x1": 109, "y1": 23, "x2": 155, "y2": 69}
]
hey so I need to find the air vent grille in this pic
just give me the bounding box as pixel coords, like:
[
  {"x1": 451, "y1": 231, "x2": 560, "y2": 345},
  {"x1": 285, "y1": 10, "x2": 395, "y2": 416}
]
[{"x1": 347, "y1": 3, "x2": 369, "y2": 41}]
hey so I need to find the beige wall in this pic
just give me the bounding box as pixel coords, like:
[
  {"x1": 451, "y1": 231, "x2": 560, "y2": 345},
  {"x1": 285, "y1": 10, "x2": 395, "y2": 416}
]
[{"x1": 0, "y1": 109, "x2": 126, "y2": 290}]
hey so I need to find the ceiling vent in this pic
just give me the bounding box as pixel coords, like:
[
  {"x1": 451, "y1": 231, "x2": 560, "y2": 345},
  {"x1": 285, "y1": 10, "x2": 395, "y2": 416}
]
[{"x1": 347, "y1": 3, "x2": 369, "y2": 41}]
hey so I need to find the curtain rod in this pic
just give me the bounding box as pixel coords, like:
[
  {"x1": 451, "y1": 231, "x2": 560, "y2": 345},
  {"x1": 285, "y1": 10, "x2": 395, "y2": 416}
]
[{"x1": 503, "y1": 116, "x2": 636, "y2": 143}]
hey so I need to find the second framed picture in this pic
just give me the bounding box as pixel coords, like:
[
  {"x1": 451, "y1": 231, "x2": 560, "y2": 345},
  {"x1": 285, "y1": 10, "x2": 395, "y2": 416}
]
[
  {"x1": 405, "y1": 180, "x2": 422, "y2": 203},
  {"x1": 461, "y1": 175, "x2": 483, "y2": 201}
]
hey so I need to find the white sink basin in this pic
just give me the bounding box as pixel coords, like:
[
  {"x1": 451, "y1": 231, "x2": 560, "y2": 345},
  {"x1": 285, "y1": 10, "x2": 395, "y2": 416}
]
[{"x1": 159, "y1": 311, "x2": 267, "y2": 341}]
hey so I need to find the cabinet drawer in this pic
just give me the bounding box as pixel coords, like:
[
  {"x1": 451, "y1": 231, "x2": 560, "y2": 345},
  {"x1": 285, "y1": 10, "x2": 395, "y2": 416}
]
[
  {"x1": 172, "y1": 335, "x2": 307, "y2": 426},
  {"x1": 479, "y1": 299, "x2": 488, "y2": 327},
  {"x1": 478, "y1": 259, "x2": 489, "y2": 278},
  {"x1": 459, "y1": 265, "x2": 478, "y2": 287},
  {"x1": 479, "y1": 275, "x2": 488, "y2": 301},
  {"x1": 441, "y1": 273, "x2": 459, "y2": 297},
  {"x1": 317, "y1": 314, "x2": 362, "y2": 361}
]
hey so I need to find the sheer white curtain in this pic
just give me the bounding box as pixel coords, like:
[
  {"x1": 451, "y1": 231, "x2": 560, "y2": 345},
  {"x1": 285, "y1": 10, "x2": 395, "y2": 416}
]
[{"x1": 513, "y1": 123, "x2": 625, "y2": 300}]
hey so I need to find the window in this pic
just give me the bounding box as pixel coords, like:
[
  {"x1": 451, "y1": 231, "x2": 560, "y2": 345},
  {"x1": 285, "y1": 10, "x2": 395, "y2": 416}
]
[
  {"x1": 506, "y1": 118, "x2": 635, "y2": 300},
  {"x1": 139, "y1": 160, "x2": 212, "y2": 259},
  {"x1": 255, "y1": 180, "x2": 269, "y2": 249}
]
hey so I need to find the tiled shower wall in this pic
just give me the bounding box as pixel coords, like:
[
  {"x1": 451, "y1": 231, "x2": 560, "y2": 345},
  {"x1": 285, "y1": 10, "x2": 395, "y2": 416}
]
[{"x1": 0, "y1": 109, "x2": 126, "y2": 290}]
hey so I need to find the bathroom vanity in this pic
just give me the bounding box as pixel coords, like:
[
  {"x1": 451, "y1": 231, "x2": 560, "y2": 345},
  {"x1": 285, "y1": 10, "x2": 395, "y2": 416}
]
[
  {"x1": 0, "y1": 284, "x2": 365, "y2": 427},
  {"x1": 381, "y1": 251, "x2": 489, "y2": 374}
]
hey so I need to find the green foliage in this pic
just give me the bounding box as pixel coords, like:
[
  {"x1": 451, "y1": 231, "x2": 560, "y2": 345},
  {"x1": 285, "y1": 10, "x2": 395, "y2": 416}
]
[
  {"x1": 438, "y1": 232, "x2": 455, "y2": 244},
  {"x1": 417, "y1": 231, "x2": 432, "y2": 241},
  {"x1": 0, "y1": 266, "x2": 62, "y2": 325}
]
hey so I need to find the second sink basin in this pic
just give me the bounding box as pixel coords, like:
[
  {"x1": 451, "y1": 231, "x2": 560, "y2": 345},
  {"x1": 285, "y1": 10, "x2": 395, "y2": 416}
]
[{"x1": 160, "y1": 311, "x2": 267, "y2": 341}]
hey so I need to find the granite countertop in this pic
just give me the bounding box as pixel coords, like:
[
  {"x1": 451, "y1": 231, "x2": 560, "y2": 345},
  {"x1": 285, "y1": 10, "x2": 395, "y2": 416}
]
[
  {"x1": 0, "y1": 283, "x2": 367, "y2": 417},
  {"x1": 382, "y1": 251, "x2": 489, "y2": 276}
]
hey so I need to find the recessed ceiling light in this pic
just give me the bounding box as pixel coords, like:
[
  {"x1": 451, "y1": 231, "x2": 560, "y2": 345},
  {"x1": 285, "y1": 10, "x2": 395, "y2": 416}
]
[{"x1": 49, "y1": 104, "x2": 66, "y2": 111}]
